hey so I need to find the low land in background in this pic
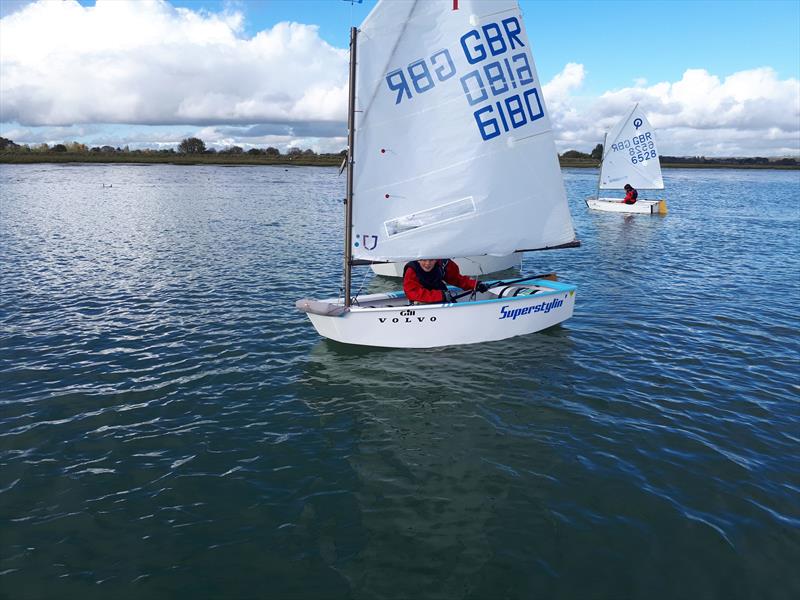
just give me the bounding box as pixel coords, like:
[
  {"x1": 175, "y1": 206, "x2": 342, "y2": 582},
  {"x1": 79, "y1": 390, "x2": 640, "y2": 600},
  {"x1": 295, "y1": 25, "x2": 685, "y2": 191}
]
[
  {"x1": 0, "y1": 137, "x2": 797, "y2": 169},
  {"x1": 1, "y1": 152, "x2": 796, "y2": 169},
  {"x1": 0, "y1": 151, "x2": 344, "y2": 167}
]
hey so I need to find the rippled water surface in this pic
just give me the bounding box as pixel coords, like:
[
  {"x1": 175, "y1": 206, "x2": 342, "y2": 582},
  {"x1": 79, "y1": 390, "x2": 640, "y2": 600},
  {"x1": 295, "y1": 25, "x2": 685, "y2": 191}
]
[{"x1": 1, "y1": 163, "x2": 799, "y2": 599}]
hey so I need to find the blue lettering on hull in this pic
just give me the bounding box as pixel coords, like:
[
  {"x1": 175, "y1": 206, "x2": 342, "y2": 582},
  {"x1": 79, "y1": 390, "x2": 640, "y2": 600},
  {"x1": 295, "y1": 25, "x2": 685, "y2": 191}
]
[{"x1": 499, "y1": 297, "x2": 564, "y2": 320}]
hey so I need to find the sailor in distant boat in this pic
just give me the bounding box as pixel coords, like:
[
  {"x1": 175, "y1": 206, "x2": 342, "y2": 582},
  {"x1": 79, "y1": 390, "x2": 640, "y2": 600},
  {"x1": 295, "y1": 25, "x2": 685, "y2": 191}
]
[
  {"x1": 622, "y1": 184, "x2": 638, "y2": 204},
  {"x1": 403, "y1": 259, "x2": 488, "y2": 304}
]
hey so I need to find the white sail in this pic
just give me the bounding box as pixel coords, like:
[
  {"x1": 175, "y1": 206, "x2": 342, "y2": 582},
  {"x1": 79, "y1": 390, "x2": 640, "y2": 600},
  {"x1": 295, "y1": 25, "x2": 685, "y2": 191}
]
[
  {"x1": 599, "y1": 104, "x2": 664, "y2": 190},
  {"x1": 351, "y1": 0, "x2": 576, "y2": 262}
]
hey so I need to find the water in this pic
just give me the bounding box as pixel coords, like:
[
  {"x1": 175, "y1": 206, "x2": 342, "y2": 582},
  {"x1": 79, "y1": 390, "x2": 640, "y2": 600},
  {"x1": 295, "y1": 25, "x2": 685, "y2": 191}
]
[{"x1": 1, "y1": 163, "x2": 798, "y2": 599}]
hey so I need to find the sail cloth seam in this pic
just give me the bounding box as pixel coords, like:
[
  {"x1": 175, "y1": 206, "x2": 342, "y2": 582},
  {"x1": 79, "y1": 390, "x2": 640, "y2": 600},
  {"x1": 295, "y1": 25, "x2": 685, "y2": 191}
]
[
  {"x1": 473, "y1": 7, "x2": 518, "y2": 19},
  {"x1": 357, "y1": 82, "x2": 475, "y2": 132},
  {"x1": 514, "y1": 128, "x2": 556, "y2": 142}
]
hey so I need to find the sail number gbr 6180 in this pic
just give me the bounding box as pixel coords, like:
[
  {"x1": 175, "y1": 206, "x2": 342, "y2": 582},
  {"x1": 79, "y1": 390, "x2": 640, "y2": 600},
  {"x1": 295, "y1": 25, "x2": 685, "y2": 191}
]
[{"x1": 384, "y1": 17, "x2": 544, "y2": 142}]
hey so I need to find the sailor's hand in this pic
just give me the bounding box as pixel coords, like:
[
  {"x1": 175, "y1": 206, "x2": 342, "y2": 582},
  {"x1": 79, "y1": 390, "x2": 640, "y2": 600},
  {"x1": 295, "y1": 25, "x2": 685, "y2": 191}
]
[
  {"x1": 476, "y1": 283, "x2": 488, "y2": 293},
  {"x1": 443, "y1": 290, "x2": 456, "y2": 303}
]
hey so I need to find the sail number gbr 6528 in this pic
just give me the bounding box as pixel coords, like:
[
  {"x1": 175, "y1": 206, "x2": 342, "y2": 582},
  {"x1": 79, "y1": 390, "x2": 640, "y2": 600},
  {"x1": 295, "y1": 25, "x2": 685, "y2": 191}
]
[
  {"x1": 610, "y1": 132, "x2": 658, "y2": 165},
  {"x1": 384, "y1": 16, "x2": 544, "y2": 142}
]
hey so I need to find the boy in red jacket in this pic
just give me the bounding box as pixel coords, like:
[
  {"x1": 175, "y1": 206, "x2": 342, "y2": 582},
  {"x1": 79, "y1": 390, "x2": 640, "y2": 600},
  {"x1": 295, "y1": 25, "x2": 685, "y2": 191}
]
[
  {"x1": 622, "y1": 183, "x2": 638, "y2": 204},
  {"x1": 403, "y1": 259, "x2": 488, "y2": 304}
]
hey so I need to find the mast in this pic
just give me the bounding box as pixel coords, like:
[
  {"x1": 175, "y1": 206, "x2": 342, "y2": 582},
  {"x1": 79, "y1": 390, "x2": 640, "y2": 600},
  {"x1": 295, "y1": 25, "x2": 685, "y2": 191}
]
[
  {"x1": 343, "y1": 26, "x2": 357, "y2": 307},
  {"x1": 596, "y1": 132, "x2": 607, "y2": 199}
]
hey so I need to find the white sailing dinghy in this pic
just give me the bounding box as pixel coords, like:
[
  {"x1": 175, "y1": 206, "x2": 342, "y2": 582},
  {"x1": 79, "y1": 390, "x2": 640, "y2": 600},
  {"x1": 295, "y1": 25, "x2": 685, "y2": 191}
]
[
  {"x1": 370, "y1": 253, "x2": 522, "y2": 278},
  {"x1": 586, "y1": 104, "x2": 668, "y2": 215},
  {"x1": 297, "y1": 0, "x2": 579, "y2": 348}
]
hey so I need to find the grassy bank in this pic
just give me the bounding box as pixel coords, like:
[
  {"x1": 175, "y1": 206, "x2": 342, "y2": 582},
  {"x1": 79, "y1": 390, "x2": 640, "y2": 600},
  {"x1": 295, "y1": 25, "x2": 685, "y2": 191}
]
[
  {"x1": 558, "y1": 157, "x2": 799, "y2": 170},
  {"x1": 1, "y1": 152, "x2": 797, "y2": 170},
  {"x1": 0, "y1": 152, "x2": 343, "y2": 167}
]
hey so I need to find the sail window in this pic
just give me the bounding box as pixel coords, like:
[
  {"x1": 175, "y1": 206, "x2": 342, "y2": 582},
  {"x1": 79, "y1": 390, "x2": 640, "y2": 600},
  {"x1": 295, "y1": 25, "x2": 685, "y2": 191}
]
[{"x1": 385, "y1": 197, "x2": 476, "y2": 238}]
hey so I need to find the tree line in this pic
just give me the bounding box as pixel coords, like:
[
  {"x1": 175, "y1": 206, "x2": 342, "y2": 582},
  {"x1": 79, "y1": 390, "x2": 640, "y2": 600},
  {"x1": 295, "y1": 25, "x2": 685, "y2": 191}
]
[
  {"x1": 559, "y1": 143, "x2": 798, "y2": 166},
  {"x1": 2, "y1": 135, "x2": 795, "y2": 166},
  {"x1": 0, "y1": 136, "x2": 344, "y2": 158}
]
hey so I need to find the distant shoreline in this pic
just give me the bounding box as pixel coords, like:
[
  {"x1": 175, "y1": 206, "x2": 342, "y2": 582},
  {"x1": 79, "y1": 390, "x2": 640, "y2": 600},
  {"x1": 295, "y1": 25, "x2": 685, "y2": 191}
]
[
  {"x1": 0, "y1": 153, "x2": 343, "y2": 167},
  {"x1": 0, "y1": 153, "x2": 797, "y2": 170},
  {"x1": 557, "y1": 158, "x2": 799, "y2": 170}
]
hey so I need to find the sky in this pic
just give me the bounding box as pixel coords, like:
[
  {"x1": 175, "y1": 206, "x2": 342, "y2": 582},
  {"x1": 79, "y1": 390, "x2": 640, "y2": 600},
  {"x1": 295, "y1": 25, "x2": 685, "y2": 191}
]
[{"x1": 1, "y1": 0, "x2": 798, "y2": 156}]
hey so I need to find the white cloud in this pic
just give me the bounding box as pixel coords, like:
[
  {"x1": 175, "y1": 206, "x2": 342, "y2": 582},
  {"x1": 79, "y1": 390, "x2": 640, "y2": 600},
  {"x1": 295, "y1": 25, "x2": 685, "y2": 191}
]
[
  {"x1": 0, "y1": 121, "x2": 347, "y2": 154},
  {"x1": 543, "y1": 62, "x2": 585, "y2": 106},
  {"x1": 191, "y1": 125, "x2": 346, "y2": 154},
  {"x1": 0, "y1": 0, "x2": 348, "y2": 127},
  {"x1": 544, "y1": 64, "x2": 800, "y2": 156}
]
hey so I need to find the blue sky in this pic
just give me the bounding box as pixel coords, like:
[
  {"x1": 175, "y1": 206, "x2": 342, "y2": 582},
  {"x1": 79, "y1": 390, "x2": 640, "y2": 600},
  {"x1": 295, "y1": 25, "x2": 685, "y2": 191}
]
[{"x1": 1, "y1": 0, "x2": 798, "y2": 156}]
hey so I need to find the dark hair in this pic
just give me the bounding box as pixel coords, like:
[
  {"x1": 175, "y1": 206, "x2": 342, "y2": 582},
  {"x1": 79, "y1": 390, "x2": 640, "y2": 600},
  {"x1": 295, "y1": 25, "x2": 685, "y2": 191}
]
[{"x1": 624, "y1": 184, "x2": 632, "y2": 190}]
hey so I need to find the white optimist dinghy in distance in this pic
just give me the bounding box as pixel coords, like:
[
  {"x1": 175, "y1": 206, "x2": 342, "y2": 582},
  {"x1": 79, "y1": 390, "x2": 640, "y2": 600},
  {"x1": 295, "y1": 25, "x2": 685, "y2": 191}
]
[
  {"x1": 586, "y1": 104, "x2": 668, "y2": 215},
  {"x1": 296, "y1": 0, "x2": 580, "y2": 348}
]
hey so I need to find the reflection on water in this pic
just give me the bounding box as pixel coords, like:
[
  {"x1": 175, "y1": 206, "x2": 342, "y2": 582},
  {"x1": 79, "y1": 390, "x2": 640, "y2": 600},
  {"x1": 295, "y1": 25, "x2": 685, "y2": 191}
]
[{"x1": 301, "y1": 334, "x2": 576, "y2": 598}]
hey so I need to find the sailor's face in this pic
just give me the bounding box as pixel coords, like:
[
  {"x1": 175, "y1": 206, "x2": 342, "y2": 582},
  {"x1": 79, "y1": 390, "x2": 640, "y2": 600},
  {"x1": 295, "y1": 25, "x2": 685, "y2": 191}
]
[{"x1": 419, "y1": 259, "x2": 437, "y2": 272}]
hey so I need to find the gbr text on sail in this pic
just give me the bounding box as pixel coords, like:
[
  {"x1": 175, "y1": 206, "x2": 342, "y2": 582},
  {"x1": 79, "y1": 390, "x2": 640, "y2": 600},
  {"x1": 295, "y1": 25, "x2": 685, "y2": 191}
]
[{"x1": 385, "y1": 16, "x2": 545, "y2": 142}]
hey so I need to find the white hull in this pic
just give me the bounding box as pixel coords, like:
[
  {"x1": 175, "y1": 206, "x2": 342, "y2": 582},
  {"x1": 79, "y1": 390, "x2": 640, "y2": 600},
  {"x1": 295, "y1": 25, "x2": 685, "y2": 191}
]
[
  {"x1": 586, "y1": 197, "x2": 667, "y2": 215},
  {"x1": 370, "y1": 253, "x2": 523, "y2": 278},
  {"x1": 297, "y1": 277, "x2": 576, "y2": 348}
]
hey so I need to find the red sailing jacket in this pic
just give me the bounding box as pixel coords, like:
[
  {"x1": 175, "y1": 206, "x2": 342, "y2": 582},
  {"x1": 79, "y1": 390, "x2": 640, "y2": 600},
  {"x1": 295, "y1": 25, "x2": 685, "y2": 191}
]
[
  {"x1": 403, "y1": 260, "x2": 478, "y2": 304},
  {"x1": 623, "y1": 188, "x2": 638, "y2": 204}
]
